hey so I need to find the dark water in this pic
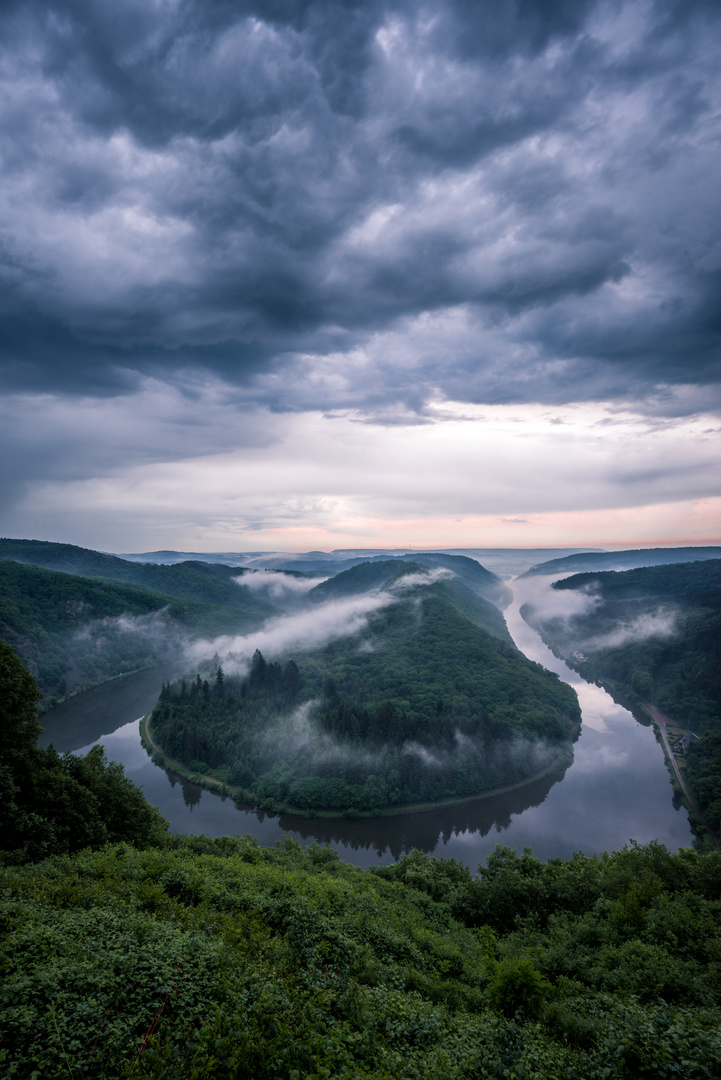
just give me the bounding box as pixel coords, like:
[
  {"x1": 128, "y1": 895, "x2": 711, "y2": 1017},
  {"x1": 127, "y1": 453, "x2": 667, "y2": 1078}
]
[{"x1": 40, "y1": 582, "x2": 692, "y2": 869}]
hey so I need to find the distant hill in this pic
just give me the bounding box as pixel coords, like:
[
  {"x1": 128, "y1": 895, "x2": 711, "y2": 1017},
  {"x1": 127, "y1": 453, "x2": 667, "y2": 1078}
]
[
  {"x1": 310, "y1": 561, "x2": 511, "y2": 643},
  {"x1": 306, "y1": 559, "x2": 417, "y2": 600},
  {"x1": 520, "y1": 546, "x2": 721, "y2": 578},
  {"x1": 0, "y1": 559, "x2": 273, "y2": 702},
  {"x1": 119, "y1": 546, "x2": 600, "y2": 577},
  {"x1": 0, "y1": 538, "x2": 277, "y2": 619},
  {"x1": 390, "y1": 552, "x2": 512, "y2": 607},
  {"x1": 308, "y1": 555, "x2": 511, "y2": 612},
  {"x1": 521, "y1": 559, "x2": 721, "y2": 844},
  {"x1": 307, "y1": 560, "x2": 512, "y2": 641}
]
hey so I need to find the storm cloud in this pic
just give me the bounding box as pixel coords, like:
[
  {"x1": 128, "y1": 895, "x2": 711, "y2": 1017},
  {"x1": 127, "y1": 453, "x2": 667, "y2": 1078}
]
[
  {"x1": 1, "y1": 0, "x2": 720, "y2": 549},
  {"x1": 0, "y1": 0, "x2": 719, "y2": 405}
]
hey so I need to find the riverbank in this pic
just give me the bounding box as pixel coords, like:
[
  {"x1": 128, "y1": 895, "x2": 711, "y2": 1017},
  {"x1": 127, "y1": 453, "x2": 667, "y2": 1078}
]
[
  {"x1": 639, "y1": 700, "x2": 720, "y2": 851},
  {"x1": 39, "y1": 661, "x2": 157, "y2": 714},
  {"x1": 525, "y1": 645, "x2": 715, "y2": 851},
  {"x1": 140, "y1": 711, "x2": 578, "y2": 820}
]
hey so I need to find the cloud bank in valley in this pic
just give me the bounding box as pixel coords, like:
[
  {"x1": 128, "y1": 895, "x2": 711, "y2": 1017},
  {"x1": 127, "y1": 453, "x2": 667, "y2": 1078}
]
[
  {"x1": 518, "y1": 576, "x2": 680, "y2": 653},
  {"x1": 582, "y1": 608, "x2": 679, "y2": 651},
  {"x1": 235, "y1": 570, "x2": 329, "y2": 600},
  {"x1": 187, "y1": 564, "x2": 448, "y2": 670},
  {"x1": 186, "y1": 591, "x2": 395, "y2": 673}
]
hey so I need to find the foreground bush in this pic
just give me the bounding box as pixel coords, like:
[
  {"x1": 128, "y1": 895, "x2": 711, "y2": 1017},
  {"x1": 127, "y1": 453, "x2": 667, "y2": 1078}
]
[{"x1": 1, "y1": 836, "x2": 720, "y2": 1078}]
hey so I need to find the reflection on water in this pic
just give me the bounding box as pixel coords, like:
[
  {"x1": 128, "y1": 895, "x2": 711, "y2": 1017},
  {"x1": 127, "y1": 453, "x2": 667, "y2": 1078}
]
[
  {"x1": 40, "y1": 581, "x2": 692, "y2": 868},
  {"x1": 38, "y1": 666, "x2": 183, "y2": 753}
]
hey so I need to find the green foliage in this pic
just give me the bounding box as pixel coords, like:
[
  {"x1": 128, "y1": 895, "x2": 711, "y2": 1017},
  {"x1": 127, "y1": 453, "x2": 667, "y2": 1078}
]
[
  {"x1": 0, "y1": 639, "x2": 42, "y2": 766},
  {"x1": 488, "y1": 957, "x2": 551, "y2": 1019},
  {"x1": 308, "y1": 559, "x2": 512, "y2": 642},
  {"x1": 0, "y1": 559, "x2": 267, "y2": 697},
  {"x1": 150, "y1": 583, "x2": 580, "y2": 812},
  {"x1": 1, "y1": 839, "x2": 720, "y2": 1078},
  {"x1": 0, "y1": 640, "x2": 168, "y2": 863},
  {"x1": 0, "y1": 538, "x2": 276, "y2": 618}
]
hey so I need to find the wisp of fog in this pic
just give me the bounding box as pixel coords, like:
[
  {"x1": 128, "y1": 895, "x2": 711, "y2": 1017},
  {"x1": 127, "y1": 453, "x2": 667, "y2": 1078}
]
[{"x1": 234, "y1": 569, "x2": 329, "y2": 600}]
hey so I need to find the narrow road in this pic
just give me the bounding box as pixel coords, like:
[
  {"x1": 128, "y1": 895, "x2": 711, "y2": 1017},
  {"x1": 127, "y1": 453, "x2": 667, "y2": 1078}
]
[{"x1": 642, "y1": 701, "x2": 720, "y2": 849}]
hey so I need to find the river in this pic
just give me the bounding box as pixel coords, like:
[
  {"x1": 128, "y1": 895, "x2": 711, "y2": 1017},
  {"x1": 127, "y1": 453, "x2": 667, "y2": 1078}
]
[{"x1": 39, "y1": 579, "x2": 692, "y2": 869}]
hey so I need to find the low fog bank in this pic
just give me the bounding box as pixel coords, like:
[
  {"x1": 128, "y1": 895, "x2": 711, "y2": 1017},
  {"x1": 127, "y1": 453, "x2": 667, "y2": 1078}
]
[
  {"x1": 186, "y1": 591, "x2": 393, "y2": 675},
  {"x1": 517, "y1": 576, "x2": 680, "y2": 659},
  {"x1": 187, "y1": 566, "x2": 451, "y2": 675},
  {"x1": 582, "y1": 609, "x2": 678, "y2": 651},
  {"x1": 76, "y1": 607, "x2": 174, "y2": 642},
  {"x1": 259, "y1": 701, "x2": 559, "y2": 779},
  {"x1": 234, "y1": 569, "x2": 329, "y2": 603}
]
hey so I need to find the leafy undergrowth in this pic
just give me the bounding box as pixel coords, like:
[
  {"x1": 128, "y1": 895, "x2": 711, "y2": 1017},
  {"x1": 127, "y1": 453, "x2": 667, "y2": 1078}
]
[{"x1": 1, "y1": 837, "x2": 720, "y2": 1079}]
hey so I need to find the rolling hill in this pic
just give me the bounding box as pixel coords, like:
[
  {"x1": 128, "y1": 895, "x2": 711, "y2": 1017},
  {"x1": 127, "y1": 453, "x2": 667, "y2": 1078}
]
[
  {"x1": 0, "y1": 538, "x2": 278, "y2": 617},
  {"x1": 520, "y1": 546, "x2": 721, "y2": 578},
  {"x1": 0, "y1": 559, "x2": 275, "y2": 702}
]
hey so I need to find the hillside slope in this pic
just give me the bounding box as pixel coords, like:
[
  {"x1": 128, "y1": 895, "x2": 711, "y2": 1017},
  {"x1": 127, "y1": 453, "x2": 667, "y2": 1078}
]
[
  {"x1": 520, "y1": 546, "x2": 721, "y2": 578},
  {"x1": 307, "y1": 560, "x2": 512, "y2": 641},
  {"x1": 0, "y1": 560, "x2": 272, "y2": 699},
  {"x1": 0, "y1": 538, "x2": 277, "y2": 617},
  {"x1": 2, "y1": 838, "x2": 721, "y2": 1079},
  {"x1": 521, "y1": 560, "x2": 721, "y2": 842},
  {"x1": 3, "y1": 638, "x2": 720, "y2": 1080}
]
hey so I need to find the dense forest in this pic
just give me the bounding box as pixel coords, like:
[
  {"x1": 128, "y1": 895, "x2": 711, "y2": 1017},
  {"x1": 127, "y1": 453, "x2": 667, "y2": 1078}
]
[
  {"x1": 522, "y1": 559, "x2": 721, "y2": 842},
  {"x1": 3, "y1": 634, "x2": 721, "y2": 1077},
  {"x1": 308, "y1": 551, "x2": 512, "y2": 609},
  {"x1": 0, "y1": 557, "x2": 274, "y2": 702},
  {"x1": 149, "y1": 569, "x2": 580, "y2": 813},
  {"x1": 0, "y1": 537, "x2": 278, "y2": 614},
  {"x1": 0, "y1": 639, "x2": 168, "y2": 865}
]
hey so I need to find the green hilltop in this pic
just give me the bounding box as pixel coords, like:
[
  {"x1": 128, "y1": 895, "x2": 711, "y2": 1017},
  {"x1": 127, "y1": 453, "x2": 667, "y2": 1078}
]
[{"x1": 0, "y1": 537, "x2": 279, "y2": 613}]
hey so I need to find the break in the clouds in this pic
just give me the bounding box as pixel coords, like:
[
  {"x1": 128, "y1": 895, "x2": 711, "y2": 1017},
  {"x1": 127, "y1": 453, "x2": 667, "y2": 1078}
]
[{"x1": 1, "y1": 0, "x2": 720, "y2": 548}]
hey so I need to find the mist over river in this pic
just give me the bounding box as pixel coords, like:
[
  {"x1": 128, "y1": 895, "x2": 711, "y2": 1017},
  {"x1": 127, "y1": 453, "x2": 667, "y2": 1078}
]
[{"x1": 39, "y1": 580, "x2": 692, "y2": 869}]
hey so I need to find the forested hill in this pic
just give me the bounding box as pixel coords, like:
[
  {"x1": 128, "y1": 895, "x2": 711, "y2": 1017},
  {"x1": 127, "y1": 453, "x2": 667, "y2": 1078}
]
[
  {"x1": 0, "y1": 537, "x2": 278, "y2": 615},
  {"x1": 149, "y1": 573, "x2": 579, "y2": 814},
  {"x1": 307, "y1": 560, "x2": 511, "y2": 641},
  {"x1": 520, "y1": 545, "x2": 721, "y2": 578},
  {"x1": 0, "y1": 560, "x2": 271, "y2": 701},
  {"x1": 380, "y1": 552, "x2": 512, "y2": 608},
  {"x1": 521, "y1": 559, "x2": 721, "y2": 843}
]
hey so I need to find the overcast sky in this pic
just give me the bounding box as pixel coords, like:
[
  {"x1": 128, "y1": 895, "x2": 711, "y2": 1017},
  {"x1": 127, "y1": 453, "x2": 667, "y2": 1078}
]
[{"x1": 1, "y1": 0, "x2": 720, "y2": 553}]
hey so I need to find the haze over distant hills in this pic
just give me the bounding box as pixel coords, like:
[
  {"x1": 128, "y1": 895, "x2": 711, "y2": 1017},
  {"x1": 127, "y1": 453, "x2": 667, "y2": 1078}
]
[
  {"x1": 119, "y1": 547, "x2": 601, "y2": 577},
  {"x1": 521, "y1": 547, "x2": 721, "y2": 578}
]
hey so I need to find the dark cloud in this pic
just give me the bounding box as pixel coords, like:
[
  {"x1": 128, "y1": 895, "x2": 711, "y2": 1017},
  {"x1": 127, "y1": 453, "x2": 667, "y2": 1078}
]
[{"x1": 0, "y1": 0, "x2": 719, "y2": 412}]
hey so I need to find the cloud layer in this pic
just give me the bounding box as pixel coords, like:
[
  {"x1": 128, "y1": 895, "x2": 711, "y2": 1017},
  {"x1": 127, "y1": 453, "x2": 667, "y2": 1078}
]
[
  {"x1": 2, "y1": 0, "x2": 720, "y2": 405},
  {"x1": 1, "y1": 1, "x2": 720, "y2": 547}
]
